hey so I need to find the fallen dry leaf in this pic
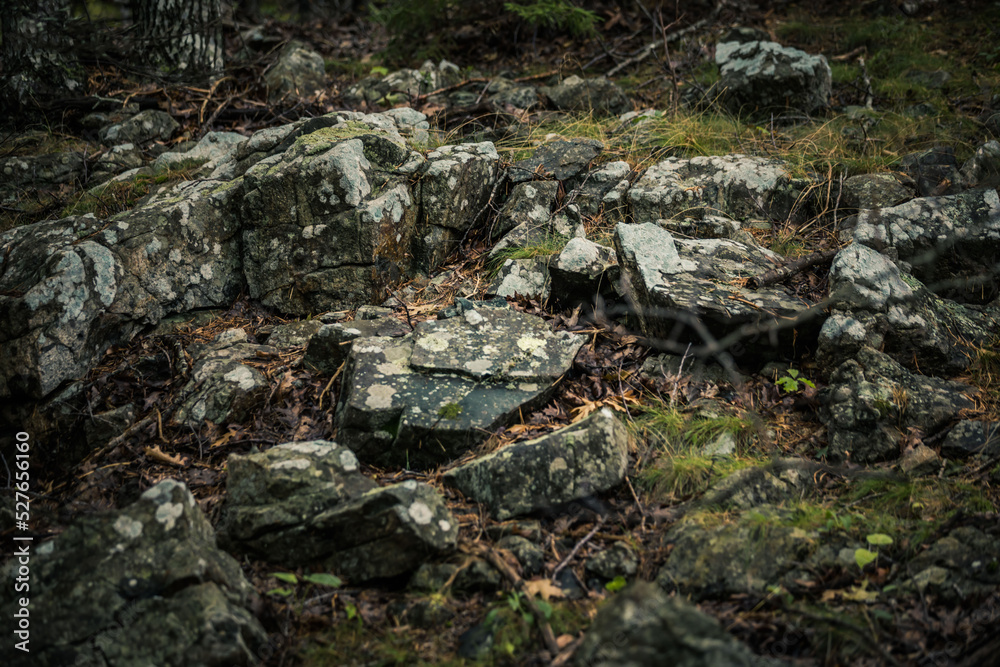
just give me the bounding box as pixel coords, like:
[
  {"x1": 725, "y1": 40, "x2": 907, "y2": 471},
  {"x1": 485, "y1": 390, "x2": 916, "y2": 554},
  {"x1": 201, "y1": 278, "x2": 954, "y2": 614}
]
[
  {"x1": 525, "y1": 578, "x2": 566, "y2": 602},
  {"x1": 144, "y1": 445, "x2": 187, "y2": 467}
]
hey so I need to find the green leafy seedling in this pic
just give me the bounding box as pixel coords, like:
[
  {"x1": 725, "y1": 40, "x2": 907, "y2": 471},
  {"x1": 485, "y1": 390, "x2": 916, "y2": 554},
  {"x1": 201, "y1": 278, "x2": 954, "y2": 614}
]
[
  {"x1": 776, "y1": 368, "x2": 816, "y2": 393},
  {"x1": 605, "y1": 576, "x2": 627, "y2": 592},
  {"x1": 855, "y1": 533, "x2": 893, "y2": 571}
]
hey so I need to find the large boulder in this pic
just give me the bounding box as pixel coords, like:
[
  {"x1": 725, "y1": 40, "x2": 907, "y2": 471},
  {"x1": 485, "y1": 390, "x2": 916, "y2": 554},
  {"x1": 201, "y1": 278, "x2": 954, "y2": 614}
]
[
  {"x1": 628, "y1": 154, "x2": 800, "y2": 225},
  {"x1": 574, "y1": 581, "x2": 777, "y2": 667},
  {"x1": 0, "y1": 480, "x2": 266, "y2": 667},
  {"x1": 0, "y1": 165, "x2": 246, "y2": 400},
  {"x1": 336, "y1": 300, "x2": 585, "y2": 468},
  {"x1": 715, "y1": 41, "x2": 832, "y2": 115},
  {"x1": 444, "y1": 408, "x2": 628, "y2": 520},
  {"x1": 240, "y1": 117, "x2": 424, "y2": 313}
]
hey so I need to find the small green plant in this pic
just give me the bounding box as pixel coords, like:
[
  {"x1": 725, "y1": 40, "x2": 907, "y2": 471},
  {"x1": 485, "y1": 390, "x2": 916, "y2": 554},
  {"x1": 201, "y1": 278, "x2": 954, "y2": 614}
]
[
  {"x1": 266, "y1": 571, "x2": 343, "y2": 598},
  {"x1": 854, "y1": 533, "x2": 893, "y2": 571},
  {"x1": 605, "y1": 576, "x2": 627, "y2": 592},
  {"x1": 437, "y1": 402, "x2": 463, "y2": 419},
  {"x1": 776, "y1": 368, "x2": 815, "y2": 393},
  {"x1": 504, "y1": 0, "x2": 598, "y2": 37}
]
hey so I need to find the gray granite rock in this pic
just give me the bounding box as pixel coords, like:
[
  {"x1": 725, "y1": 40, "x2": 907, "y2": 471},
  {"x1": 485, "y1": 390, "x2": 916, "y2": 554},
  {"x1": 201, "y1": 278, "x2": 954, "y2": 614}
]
[
  {"x1": 493, "y1": 180, "x2": 560, "y2": 239},
  {"x1": 486, "y1": 257, "x2": 551, "y2": 300},
  {"x1": 569, "y1": 160, "x2": 632, "y2": 218},
  {"x1": 899, "y1": 526, "x2": 1000, "y2": 604},
  {"x1": 821, "y1": 347, "x2": 974, "y2": 463},
  {"x1": 628, "y1": 154, "x2": 800, "y2": 224},
  {"x1": 303, "y1": 316, "x2": 410, "y2": 374},
  {"x1": 614, "y1": 222, "x2": 814, "y2": 355},
  {"x1": 541, "y1": 75, "x2": 630, "y2": 116},
  {"x1": 0, "y1": 480, "x2": 266, "y2": 667},
  {"x1": 219, "y1": 442, "x2": 456, "y2": 581},
  {"x1": 509, "y1": 139, "x2": 603, "y2": 186},
  {"x1": 940, "y1": 420, "x2": 1000, "y2": 459},
  {"x1": 265, "y1": 41, "x2": 327, "y2": 102},
  {"x1": 99, "y1": 109, "x2": 179, "y2": 145},
  {"x1": 416, "y1": 141, "x2": 500, "y2": 271},
  {"x1": 575, "y1": 581, "x2": 777, "y2": 666},
  {"x1": 586, "y1": 543, "x2": 638, "y2": 580},
  {"x1": 170, "y1": 329, "x2": 271, "y2": 428},
  {"x1": 265, "y1": 319, "x2": 326, "y2": 347},
  {"x1": 444, "y1": 408, "x2": 627, "y2": 520},
  {"x1": 715, "y1": 41, "x2": 831, "y2": 115},
  {"x1": 840, "y1": 173, "x2": 914, "y2": 210},
  {"x1": 549, "y1": 237, "x2": 619, "y2": 306},
  {"x1": 152, "y1": 131, "x2": 246, "y2": 174},
  {"x1": 852, "y1": 188, "x2": 1000, "y2": 299},
  {"x1": 960, "y1": 139, "x2": 1000, "y2": 189},
  {"x1": 818, "y1": 243, "x2": 997, "y2": 375}
]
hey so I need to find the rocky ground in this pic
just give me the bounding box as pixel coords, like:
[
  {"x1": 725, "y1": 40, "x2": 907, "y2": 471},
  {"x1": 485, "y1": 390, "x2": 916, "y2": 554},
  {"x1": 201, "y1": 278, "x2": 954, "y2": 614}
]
[{"x1": 2, "y1": 2, "x2": 1000, "y2": 666}]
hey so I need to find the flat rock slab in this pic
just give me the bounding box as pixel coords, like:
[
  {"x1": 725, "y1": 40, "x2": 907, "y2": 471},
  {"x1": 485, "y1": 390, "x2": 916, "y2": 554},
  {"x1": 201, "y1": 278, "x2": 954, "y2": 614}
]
[
  {"x1": 0, "y1": 480, "x2": 266, "y2": 667},
  {"x1": 614, "y1": 223, "x2": 815, "y2": 354},
  {"x1": 509, "y1": 139, "x2": 603, "y2": 185},
  {"x1": 336, "y1": 302, "x2": 585, "y2": 469},
  {"x1": 444, "y1": 408, "x2": 628, "y2": 520},
  {"x1": 628, "y1": 154, "x2": 799, "y2": 224},
  {"x1": 303, "y1": 316, "x2": 411, "y2": 374}
]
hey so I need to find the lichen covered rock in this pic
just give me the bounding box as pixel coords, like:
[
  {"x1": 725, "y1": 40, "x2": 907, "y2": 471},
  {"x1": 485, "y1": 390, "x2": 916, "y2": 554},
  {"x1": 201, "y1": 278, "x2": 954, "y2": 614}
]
[
  {"x1": 336, "y1": 301, "x2": 584, "y2": 468},
  {"x1": 445, "y1": 408, "x2": 628, "y2": 519},
  {"x1": 0, "y1": 480, "x2": 266, "y2": 667}
]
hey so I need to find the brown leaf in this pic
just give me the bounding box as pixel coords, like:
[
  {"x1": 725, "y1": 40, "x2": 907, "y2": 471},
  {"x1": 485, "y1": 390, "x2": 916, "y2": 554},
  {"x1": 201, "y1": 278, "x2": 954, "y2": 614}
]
[
  {"x1": 525, "y1": 579, "x2": 566, "y2": 602},
  {"x1": 144, "y1": 445, "x2": 187, "y2": 467}
]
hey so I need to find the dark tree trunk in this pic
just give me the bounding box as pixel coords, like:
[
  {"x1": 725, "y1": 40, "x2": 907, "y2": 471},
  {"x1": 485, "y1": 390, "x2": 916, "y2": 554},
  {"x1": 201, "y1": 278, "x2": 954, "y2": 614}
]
[
  {"x1": 0, "y1": 0, "x2": 84, "y2": 112},
  {"x1": 130, "y1": 0, "x2": 224, "y2": 80}
]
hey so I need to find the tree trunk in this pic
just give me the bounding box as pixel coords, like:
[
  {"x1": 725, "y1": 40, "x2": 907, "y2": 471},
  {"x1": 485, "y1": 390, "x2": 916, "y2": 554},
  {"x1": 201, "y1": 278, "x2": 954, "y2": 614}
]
[
  {"x1": 0, "y1": 0, "x2": 84, "y2": 112},
  {"x1": 131, "y1": 0, "x2": 224, "y2": 80}
]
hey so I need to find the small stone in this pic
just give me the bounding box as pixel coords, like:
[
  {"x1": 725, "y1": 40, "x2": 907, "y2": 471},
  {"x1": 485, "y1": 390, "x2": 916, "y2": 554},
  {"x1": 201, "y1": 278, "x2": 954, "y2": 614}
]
[{"x1": 899, "y1": 444, "x2": 942, "y2": 476}]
